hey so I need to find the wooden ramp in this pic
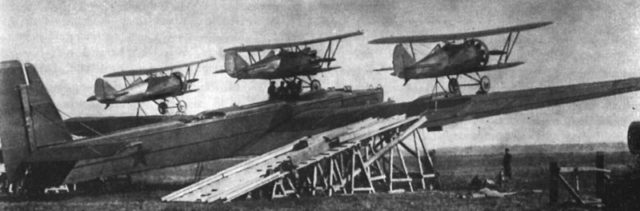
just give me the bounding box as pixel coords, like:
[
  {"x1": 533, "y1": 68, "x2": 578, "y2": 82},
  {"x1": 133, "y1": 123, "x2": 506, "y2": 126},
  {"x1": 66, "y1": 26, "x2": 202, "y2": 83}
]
[{"x1": 163, "y1": 115, "x2": 436, "y2": 203}]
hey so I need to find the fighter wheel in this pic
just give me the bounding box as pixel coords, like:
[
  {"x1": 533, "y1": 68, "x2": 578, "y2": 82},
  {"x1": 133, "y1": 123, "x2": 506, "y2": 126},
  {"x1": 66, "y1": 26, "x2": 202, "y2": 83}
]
[
  {"x1": 310, "y1": 79, "x2": 321, "y2": 91},
  {"x1": 177, "y1": 100, "x2": 187, "y2": 113},
  {"x1": 448, "y1": 78, "x2": 460, "y2": 94},
  {"x1": 158, "y1": 102, "x2": 168, "y2": 115},
  {"x1": 479, "y1": 76, "x2": 491, "y2": 93}
]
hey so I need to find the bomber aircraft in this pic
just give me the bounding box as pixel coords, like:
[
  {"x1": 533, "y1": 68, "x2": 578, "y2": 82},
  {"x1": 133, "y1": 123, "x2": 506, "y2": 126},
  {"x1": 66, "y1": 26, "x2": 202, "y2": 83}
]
[
  {"x1": 369, "y1": 22, "x2": 552, "y2": 96},
  {"x1": 87, "y1": 57, "x2": 215, "y2": 115},
  {"x1": 214, "y1": 31, "x2": 363, "y2": 96},
  {"x1": 3, "y1": 60, "x2": 640, "y2": 195}
]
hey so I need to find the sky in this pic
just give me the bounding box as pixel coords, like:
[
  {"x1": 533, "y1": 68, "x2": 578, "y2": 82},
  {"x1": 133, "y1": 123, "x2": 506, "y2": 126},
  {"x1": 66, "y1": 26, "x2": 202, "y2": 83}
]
[{"x1": 1, "y1": 0, "x2": 640, "y2": 148}]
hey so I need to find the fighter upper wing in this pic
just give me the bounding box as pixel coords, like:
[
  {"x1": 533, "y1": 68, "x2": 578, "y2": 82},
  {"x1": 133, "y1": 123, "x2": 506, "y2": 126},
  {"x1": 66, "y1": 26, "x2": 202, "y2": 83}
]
[
  {"x1": 224, "y1": 31, "x2": 363, "y2": 52},
  {"x1": 369, "y1": 22, "x2": 552, "y2": 44},
  {"x1": 104, "y1": 57, "x2": 216, "y2": 77}
]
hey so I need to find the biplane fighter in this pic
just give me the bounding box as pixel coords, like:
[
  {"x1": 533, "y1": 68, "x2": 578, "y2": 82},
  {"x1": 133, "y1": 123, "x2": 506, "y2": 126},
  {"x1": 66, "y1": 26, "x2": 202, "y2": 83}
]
[
  {"x1": 370, "y1": 22, "x2": 552, "y2": 95},
  {"x1": 87, "y1": 57, "x2": 215, "y2": 115},
  {"x1": 214, "y1": 31, "x2": 363, "y2": 93}
]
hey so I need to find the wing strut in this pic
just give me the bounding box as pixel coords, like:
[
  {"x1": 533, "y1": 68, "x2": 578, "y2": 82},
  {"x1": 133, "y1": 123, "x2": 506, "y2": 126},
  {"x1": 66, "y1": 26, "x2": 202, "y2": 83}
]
[{"x1": 498, "y1": 31, "x2": 521, "y2": 64}]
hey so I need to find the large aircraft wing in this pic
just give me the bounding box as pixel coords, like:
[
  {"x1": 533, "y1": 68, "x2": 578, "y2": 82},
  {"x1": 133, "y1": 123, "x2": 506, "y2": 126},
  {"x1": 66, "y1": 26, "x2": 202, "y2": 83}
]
[
  {"x1": 104, "y1": 57, "x2": 216, "y2": 77},
  {"x1": 421, "y1": 77, "x2": 640, "y2": 127},
  {"x1": 224, "y1": 31, "x2": 363, "y2": 52},
  {"x1": 280, "y1": 77, "x2": 640, "y2": 133},
  {"x1": 233, "y1": 77, "x2": 640, "y2": 156},
  {"x1": 369, "y1": 21, "x2": 552, "y2": 44}
]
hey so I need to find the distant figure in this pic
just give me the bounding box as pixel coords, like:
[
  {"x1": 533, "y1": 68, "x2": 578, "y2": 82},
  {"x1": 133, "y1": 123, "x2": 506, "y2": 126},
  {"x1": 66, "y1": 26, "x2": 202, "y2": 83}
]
[
  {"x1": 277, "y1": 81, "x2": 288, "y2": 100},
  {"x1": 503, "y1": 148, "x2": 512, "y2": 179},
  {"x1": 296, "y1": 80, "x2": 303, "y2": 96},
  {"x1": 267, "y1": 81, "x2": 276, "y2": 100},
  {"x1": 286, "y1": 80, "x2": 296, "y2": 97}
]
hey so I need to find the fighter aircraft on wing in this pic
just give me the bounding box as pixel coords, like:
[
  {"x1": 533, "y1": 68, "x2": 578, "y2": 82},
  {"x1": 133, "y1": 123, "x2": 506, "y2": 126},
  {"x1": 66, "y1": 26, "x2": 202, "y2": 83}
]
[
  {"x1": 3, "y1": 59, "x2": 640, "y2": 195},
  {"x1": 87, "y1": 57, "x2": 215, "y2": 115},
  {"x1": 214, "y1": 31, "x2": 363, "y2": 97},
  {"x1": 369, "y1": 21, "x2": 552, "y2": 96}
]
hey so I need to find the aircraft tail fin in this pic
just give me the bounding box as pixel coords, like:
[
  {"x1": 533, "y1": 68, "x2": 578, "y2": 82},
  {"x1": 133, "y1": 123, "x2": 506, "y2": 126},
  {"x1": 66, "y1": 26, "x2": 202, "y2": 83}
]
[
  {"x1": 0, "y1": 60, "x2": 74, "y2": 187},
  {"x1": 93, "y1": 78, "x2": 117, "y2": 101},
  {"x1": 392, "y1": 44, "x2": 415, "y2": 78},
  {"x1": 224, "y1": 52, "x2": 248, "y2": 77}
]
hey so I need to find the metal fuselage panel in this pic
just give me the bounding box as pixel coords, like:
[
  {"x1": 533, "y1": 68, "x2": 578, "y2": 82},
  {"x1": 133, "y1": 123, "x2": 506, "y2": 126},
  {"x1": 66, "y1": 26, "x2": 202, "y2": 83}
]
[
  {"x1": 111, "y1": 75, "x2": 184, "y2": 103},
  {"x1": 64, "y1": 89, "x2": 383, "y2": 184},
  {"x1": 241, "y1": 51, "x2": 323, "y2": 79},
  {"x1": 405, "y1": 43, "x2": 483, "y2": 79}
]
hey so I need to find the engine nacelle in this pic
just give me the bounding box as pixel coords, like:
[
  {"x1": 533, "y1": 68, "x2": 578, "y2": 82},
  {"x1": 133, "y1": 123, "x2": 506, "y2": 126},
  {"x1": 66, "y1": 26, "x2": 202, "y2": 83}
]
[{"x1": 627, "y1": 121, "x2": 640, "y2": 155}]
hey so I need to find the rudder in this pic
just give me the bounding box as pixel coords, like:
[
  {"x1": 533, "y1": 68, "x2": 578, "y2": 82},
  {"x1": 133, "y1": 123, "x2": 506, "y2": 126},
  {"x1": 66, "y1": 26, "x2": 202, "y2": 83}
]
[
  {"x1": 0, "y1": 60, "x2": 73, "y2": 186},
  {"x1": 224, "y1": 51, "x2": 248, "y2": 77},
  {"x1": 392, "y1": 44, "x2": 415, "y2": 78},
  {"x1": 93, "y1": 78, "x2": 116, "y2": 101}
]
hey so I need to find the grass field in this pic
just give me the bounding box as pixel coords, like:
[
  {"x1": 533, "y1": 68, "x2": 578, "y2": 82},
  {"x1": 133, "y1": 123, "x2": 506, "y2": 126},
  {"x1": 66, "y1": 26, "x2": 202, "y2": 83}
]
[{"x1": 0, "y1": 145, "x2": 634, "y2": 210}]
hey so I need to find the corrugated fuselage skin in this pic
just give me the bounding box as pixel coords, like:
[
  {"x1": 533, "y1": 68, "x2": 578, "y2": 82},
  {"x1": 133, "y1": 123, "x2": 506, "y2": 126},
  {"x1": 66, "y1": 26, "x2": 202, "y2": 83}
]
[
  {"x1": 64, "y1": 89, "x2": 383, "y2": 184},
  {"x1": 0, "y1": 61, "x2": 31, "y2": 183},
  {"x1": 0, "y1": 61, "x2": 76, "y2": 188}
]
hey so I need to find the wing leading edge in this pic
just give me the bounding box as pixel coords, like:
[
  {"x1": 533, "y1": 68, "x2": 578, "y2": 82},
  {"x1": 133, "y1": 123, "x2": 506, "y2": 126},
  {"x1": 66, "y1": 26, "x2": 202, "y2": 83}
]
[
  {"x1": 369, "y1": 21, "x2": 552, "y2": 44},
  {"x1": 224, "y1": 31, "x2": 364, "y2": 52},
  {"x1": 104, "y1": 57, "x2": 216, "y2": 77}
]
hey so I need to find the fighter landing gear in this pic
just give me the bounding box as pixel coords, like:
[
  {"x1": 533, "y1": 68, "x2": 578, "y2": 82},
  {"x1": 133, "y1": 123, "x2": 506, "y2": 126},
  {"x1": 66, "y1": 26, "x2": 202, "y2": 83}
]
[
  {"x1": 434, "y1": 73, "x2": 491, "y2": 97},
  {"x1": 154, "y1": 98, "x2": 187, "y2": 115}
]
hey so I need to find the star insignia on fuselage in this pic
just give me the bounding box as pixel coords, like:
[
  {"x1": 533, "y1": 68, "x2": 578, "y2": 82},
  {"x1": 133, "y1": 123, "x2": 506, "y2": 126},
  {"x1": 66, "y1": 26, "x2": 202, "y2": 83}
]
[{"x1": 131, "y1": 146, "x2": 149, "y2": 167}]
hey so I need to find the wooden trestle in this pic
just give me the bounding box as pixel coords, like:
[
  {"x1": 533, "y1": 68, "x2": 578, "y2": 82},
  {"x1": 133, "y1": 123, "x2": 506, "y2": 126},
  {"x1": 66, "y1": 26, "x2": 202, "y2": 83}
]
[{"x1": 163, "y1": 115, "x2": 437, "y2": 203}]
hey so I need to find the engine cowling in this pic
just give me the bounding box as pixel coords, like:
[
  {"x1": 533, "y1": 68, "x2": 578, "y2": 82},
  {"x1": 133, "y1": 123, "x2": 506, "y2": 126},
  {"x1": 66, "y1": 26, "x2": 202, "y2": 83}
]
[{"x1": 627, "y1": 121, "x2": 640, "y2": 155}]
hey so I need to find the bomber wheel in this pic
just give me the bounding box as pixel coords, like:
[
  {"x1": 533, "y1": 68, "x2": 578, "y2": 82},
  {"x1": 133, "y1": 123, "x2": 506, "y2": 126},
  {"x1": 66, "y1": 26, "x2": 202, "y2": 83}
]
[
  {"x1": 479, "y1": 76, "x2": 491, "y2": 93},
  {"x1": 158, "y1": 102, "x2": 168, "y2": 115},
  {"x1": 310, "y1": 79, "x2": 321, "y2": 91},
  {"x1": 448, "y1": 78, "x2": 460, "y2": 95},
  {"x1": 177, "y1": 100, "x2": 187, "y2": 113}
]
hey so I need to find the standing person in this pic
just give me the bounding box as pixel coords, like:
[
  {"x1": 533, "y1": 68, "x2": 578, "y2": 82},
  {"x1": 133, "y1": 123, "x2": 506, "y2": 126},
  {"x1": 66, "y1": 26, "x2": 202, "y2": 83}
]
[
  {"x1": 267, "y1": 81, "x2": 276, "y2": 100},
  {"x1": 503, "y1": 148, "x2": 512, "y2": 179},
  {"x1": 277, "y1": 81, "x2": 288, "y2": 100}
]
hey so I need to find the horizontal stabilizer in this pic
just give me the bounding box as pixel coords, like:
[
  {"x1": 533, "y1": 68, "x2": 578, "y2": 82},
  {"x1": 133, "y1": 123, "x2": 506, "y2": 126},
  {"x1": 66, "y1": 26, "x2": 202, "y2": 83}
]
[
  {"x1": 184, "y1": 89, "x2": 199, "y2": 94},
  {"x1": 318, "y1": 67, "x2": 341, "y2": 73},
  {"x1": 373, "y1": 67, "x2": 393, "y2": 72}
]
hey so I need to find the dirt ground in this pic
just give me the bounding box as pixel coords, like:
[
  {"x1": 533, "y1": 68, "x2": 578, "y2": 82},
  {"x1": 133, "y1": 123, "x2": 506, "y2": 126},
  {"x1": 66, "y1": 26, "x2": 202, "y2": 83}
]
[{"x1": 0, "y1": 150, "x2": 634, "y2": 211}]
